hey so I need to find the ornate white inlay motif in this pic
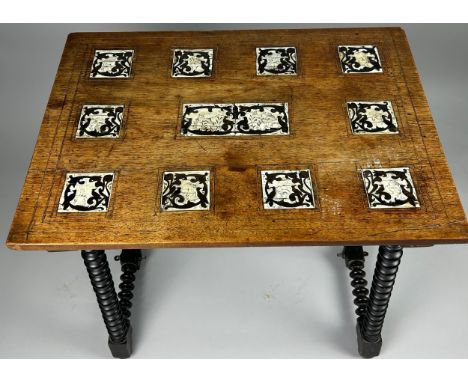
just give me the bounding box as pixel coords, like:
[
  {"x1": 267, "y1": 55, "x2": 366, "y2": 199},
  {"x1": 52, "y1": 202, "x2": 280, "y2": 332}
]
[
  {"x1": 256, "y1": 47, "x2": 297, "y2": 75},
  {"x1": 58, "y1": 173, "x2": 114, "y2": 212},
  {"x1": 172, "y1": 49, "x2": 214, "y2": 77},
  {"x1": 90, "y1": 50, "x2": 134, "y2": 78},
  {"x1": 181, "y1": 103, "x2": 289, "y2": 136},
  {"x1": 338, "y1": 45, "x2": 383, "y2": 73},
  {"x1": 347, "y1": 101, "x2": 398, "y2": 134},
  {"x1": 76, "y1": 105, "x2": 124, "y2": 138},
  {"x1": 361, "y1": 167, "x2": 420, "y2": 209},
  {"x1": 261, "y1": 169, "x2": 315, "y2": 209},
  {"x1": 161, "y1": 171, "x2": 210, "y2": 211}
]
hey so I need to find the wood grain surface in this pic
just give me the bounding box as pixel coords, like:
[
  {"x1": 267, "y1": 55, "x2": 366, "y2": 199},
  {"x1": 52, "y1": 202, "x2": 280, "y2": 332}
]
[{"x1": 6, "y1": 27, "x2": 468, "y2": 250}]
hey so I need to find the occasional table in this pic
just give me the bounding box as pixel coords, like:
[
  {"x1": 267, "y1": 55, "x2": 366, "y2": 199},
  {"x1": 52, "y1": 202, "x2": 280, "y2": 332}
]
[{"x1": 7, "y1": 28, "x2": 468, "y2": 358}]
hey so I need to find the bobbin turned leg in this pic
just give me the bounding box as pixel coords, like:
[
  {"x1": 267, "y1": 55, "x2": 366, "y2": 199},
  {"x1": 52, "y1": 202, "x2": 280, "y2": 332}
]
[
  {"x1": 116, "y1": 249, "x2": 142, "y2": 328},
  {"x1": 357, "y1": 245, "x2": 403, "y2": 358},
  {"x1": 340, "y1": 245, "x2": 403, "y2": 358},
  {"x1": 81, "y1": 249, "x2": 142, "y2": 358},
  {"x1": 339, "y1": 246, "x2": 369, "y2": 320}
]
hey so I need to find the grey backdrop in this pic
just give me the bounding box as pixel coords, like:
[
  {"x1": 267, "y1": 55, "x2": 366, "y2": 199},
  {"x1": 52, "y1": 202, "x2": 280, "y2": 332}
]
[{"x1": 0, "y1": 24, "x2": 467, "y2": 358}]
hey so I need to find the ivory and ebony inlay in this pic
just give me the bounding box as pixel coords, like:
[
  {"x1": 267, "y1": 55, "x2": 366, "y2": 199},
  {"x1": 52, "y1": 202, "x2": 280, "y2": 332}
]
[
  {"x1": 181, "y1": 103, "x2": 289, "y2": 136},
  {"x1": 338, "y1": 45, "x2": 383, "y2": 73},
  {"x1": 261, "y1": 169, "x2": 315, "y2": 209},
  {"x1": 347, "y1": 101, "x2": 398, "y2": 134},
  {"x1": 160, "y1": 171, "x2": 210, "y2": 211},
  {"x1": 172, "y1": 49, "x2": 214, "y2": 77},
  {"x1": 90, "y1": 50, "x2": 134, "y2": 78},
  {"x1": 256, "y1": 47, "x2": 297, "y2": 75},
  {"x1": 58, "y1": 173, "x2": 114, "y2": 212},
  {"x1": 361, "y1": 167, "x2": 420, "y2": 209},
  {"x1": 76, "y1": 105, "x2": 124, "y2": 138}
]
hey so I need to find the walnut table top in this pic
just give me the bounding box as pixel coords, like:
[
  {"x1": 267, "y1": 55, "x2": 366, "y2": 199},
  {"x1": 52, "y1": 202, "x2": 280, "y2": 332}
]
[{"x1": 7, "y1": 27, "x2": 468, "y2": 250}]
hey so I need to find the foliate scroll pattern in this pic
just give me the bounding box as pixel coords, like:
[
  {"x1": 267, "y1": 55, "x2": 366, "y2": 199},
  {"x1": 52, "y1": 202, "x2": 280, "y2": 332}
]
[
  {"x1": 172, "y1": 49, "x2": 214, "y2": 77},
  {"x1": 58, "y1": 173, "x2": 114, "y2": 212},
  {"x1": 161, "y1": 171, "x2": 210, "y2": 211},
  {"x1": 347, "y1": 101, "x2": 398, "y2": 134},
  {"x1": 362, "y1": 167, "x2": 420, "y2": 209},
  {"x1": 338, "y1": 45, "x2": 382, "y2": 73},
  {"x1": 261, "y1": 169, "x2": 315, "y2": 209},
  {"x1": 256, "y1": 47, "x2": 297, "y2": 75},
  {"x1": 76, "y1": 105, "x2": 124, "y2": 138},
  {"x1": 90, "y1": 50, "x2": 134, "y2": 78},
  {"x1": 181, "y1": 103, "x2": 289, "y2": 136}
]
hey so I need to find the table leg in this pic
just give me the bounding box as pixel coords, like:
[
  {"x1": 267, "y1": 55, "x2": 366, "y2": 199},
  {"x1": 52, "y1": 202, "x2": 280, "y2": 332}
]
[
  {"x1": 340, "y1": 245, "x2": 403, "y2": 358},
  {"x1": 81, "y1": 249, "x2": 142, "y2": 358}
]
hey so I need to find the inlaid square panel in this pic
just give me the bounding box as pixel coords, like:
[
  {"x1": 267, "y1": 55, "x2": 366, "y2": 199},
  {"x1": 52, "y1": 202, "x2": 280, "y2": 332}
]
[
  {"x1": 256, "y1": 47, "x2": 297, "y2": 75},
  {"x1": 58, "y1": 173, "x2": 114, "y2": 213},
  {"x1": 172, "y1": 49, "x2": 214, "y2": 77},
  {"x1": 261, "y1": 169, "x2": 315, "y2": 209},
  {"x1": 90, "y1": 50, "x2": 134, "y2": 78},
  {"x1": 181, "y1": 103, "x2": 289, "y2": 136},
  {"x1": 361, "y1": 167, "x2": 420, "y2": 209},
  {"x1": 76, "y1": 105, "x2": 124, "y2": 138},
  {"x1": 347, "y1": 101, "x2": 398, "y2": 134},
  {"x1": 338, "y1": 45, "x2": 383, "y2": 73},
  {"x1": 161, "y1": 171, "x2": 211, "y2": 211}
]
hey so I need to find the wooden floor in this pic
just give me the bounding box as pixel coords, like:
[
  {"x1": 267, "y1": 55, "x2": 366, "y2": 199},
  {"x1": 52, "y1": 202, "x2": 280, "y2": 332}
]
[{"x1": 7, "y1": 27, "x2": 468, "y2": 250}]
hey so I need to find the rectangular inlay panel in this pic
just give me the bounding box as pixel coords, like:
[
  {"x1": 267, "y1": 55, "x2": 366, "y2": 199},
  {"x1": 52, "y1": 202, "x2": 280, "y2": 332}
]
[
  {"x1": 181, "y1": 103, "x2": 289, "y2": 136},
  {"x1": 172, "y1": 49, "x2": 214, "y2": 77},
  {"x1": 76, "y1": 105, "x2": 124, "y2": 138},
  {"x1": 256, "y1": 47, "x2": 297, "y2": 75},
  {"x1": 58, "y1": 173, "x2": 114, "y2": 213},
  {"x1": 90, "y1": 50, "x2": 134, "y2": 78},
  {"x1": 261, "y1": 169, "x2": 315, "y2": 209},
  {"x1": 347, "y1": 101, "x2": 398, "y2": 134},
  {"x1": 160, "y1": 171, "x2": 211, "y2": 211},
  {"x1": 361, "y1": 167, "x2": 420, "y2": 209}
]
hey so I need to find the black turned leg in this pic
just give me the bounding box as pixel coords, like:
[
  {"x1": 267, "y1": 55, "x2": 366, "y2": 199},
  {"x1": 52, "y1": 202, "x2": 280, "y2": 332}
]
[
  {"x1": 339, "y1": 246, "x2": 369, "y2": 320},
  {"x1": 357, "y1": 245, "x2": 403, "y2": 358},
  {"x1": 116, "y1": 249, "x2": 142, "y2": 327},
  {"x1": 81, "y1": 249, "x2": 142, "y2": 358},
  {"x1": 340, "y1": 245, "x2": 403, "y2": 358}
]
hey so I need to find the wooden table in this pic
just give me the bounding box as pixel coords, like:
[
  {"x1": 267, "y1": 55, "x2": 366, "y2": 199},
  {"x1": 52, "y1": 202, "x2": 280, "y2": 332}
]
[{"x1": 6, "y1": 27, "x2": 468, "y2": 358}]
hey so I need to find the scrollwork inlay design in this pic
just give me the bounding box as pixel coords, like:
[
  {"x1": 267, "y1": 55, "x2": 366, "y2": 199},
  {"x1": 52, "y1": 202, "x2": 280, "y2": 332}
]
[
  {"x1": 58, "y1": 173, "x2": 114, "y2": 212},
  {"x1": 181, "y1": 103, "x2": 289, "y2": 136},
  {"x1": 256, "y1": 47, "x2": 297, "y2": 75},
  {"x1": 90, "y1": 50, "x2": 134, "y2": 78},
  {"x1": 172, "y1": 49, "x2": 214, "y2": 77},
  {"x1": 338, "y1": 45, "x2": 383, "y2": 73},
  {"x1": 161, "y1": 171, "x2": 210, "y2": 211},
  {"x1": 261, "y1": 169, "x2": 315, "y2": 209},
  {"x1": 361, "y1": 167, "x2": 420, "y2": 209},
  {"x1": 76, "y1": 105, "x2": 124, "y2": 138},
  {"x1": 347, "y1": 101, "x2": 398, "y2": 134}
]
